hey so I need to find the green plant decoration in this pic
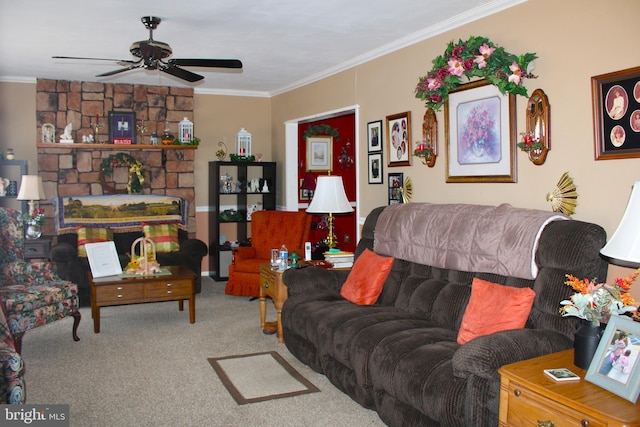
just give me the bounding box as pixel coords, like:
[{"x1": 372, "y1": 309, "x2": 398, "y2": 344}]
[{"x1": 303, "y1": 124, "x2": 340, "y2": 140}]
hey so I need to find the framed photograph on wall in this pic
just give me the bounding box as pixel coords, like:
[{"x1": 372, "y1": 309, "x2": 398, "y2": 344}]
[
  {"x1": 306, "y1": 136, "x2": 333, "y2": 172},
  {"x1": 585, "y1": 315, "x2": 640, "y2": 403},
  {"x1": 386, "y1": 112, "x2": 411, "y2": 166},
  {"x1": 388, "y1": 172, "x2": 403, "y2": 205},
  {"x1": 108, "y1": 111, "x2": 136, "y2": 145},
  {"x1": 367, "y1": 120, "x2": 383, "y2": 153},
  {"x1": 592, "y1": 66, "x2": 640, "y2": 160},
  {"x1": 444, "y1": 79, "x2": 516, "y2": 183},
  {"x1": 368, "y1": 152, "x2": 383, "y2": 184}
]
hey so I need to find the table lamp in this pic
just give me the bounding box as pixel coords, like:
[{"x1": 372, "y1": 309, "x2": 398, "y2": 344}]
[
  {"x1": 17, "y1": 174, "x2": 46, "y2": 216},
  {"x1": 600, "y1": 180, "x2": 640, "y2": 268},
  {"x1": 306, "y1": 175, "x2": 353, "y2": 249}
]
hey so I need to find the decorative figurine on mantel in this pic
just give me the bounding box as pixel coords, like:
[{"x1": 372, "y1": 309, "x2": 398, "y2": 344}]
[{"x1": 60, "y1": 123, "x2": 74, "y2": 143}]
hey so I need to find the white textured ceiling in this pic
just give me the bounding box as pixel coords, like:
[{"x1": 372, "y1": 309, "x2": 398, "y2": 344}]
[{"x1": 0, "y1": 0, "x2": 524, "y2": 96}]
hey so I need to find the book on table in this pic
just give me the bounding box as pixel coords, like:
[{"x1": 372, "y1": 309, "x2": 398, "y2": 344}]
[
  {"x1": 324, "y1": 251, "x2": 354, "y2": 264},
  {"x1": 331, "y1": 261, "x2": 353, "y2": 269}
]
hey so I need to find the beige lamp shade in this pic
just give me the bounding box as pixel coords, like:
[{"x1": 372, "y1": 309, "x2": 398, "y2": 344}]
[
  {"x1": 600, "y1": 180, "x2": 640, "y2": 268},
  {"x1": 306, "y1": 176, "x2": 352, "y2": 214},
  {"x1": 17, "y1": 175, "x2": 46, "y2": 201}
]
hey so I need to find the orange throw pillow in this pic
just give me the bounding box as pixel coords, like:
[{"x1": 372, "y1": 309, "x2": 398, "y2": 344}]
[
  {"x1": 340, "y1": 248, "x2": 394, "y2": 305},
  {"x1": 457, "y1": 278, "x2": 536, "y2": 345}
]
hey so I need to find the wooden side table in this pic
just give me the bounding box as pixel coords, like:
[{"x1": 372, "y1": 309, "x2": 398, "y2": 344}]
[
  {"x1": 259, "y1": 262, "x2": 287, "y2": 343},
  {"x1": 24, "y1": 238, "x2": 51, "y2": 260},
  {"x1": 498, "y1": 349, "x2": 640, "y2": 426}
]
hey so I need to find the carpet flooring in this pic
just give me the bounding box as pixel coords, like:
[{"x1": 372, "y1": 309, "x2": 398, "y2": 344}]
[
  {"x1": 20, "y1": 276, "x2": 386, "y2": 426},
  {"x1": 208, "y1": 351, "x2": 319, "y2": 404}
]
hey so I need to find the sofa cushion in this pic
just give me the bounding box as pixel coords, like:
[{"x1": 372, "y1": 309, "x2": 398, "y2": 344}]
[
  {"x1": 77, "y1": 226, "x2": 113, "y2": 257},
  {"x1": 143, "y1": 222, "x2": 180, "y2": 253},
  {"x1": 457, "y1": 278, "x2": 536, "y2": 345},
  {"x1": 340, "y1": 249, "x2": 394, "y2": 305}
]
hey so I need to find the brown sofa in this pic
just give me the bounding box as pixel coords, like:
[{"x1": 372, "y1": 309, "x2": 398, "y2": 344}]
[{"x1": 281, "y1": 203, "x2": 608, "y2": 426}]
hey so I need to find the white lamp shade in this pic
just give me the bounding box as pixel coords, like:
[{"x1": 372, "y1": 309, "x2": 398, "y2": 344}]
[
  {"x1": 17, "y1": 175, "x2": 46, "y2": 200},
  {"x1": 600, "y1": 180, "x2": 640, "y2": 268},
  {"x1": 306, "y1": 176, "x2": 353, "y2": 214}
]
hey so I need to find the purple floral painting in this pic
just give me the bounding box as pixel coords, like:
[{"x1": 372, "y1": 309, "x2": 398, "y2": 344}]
[{"x1": 456, "y1": 96, "x2": 501, "y2": 164}]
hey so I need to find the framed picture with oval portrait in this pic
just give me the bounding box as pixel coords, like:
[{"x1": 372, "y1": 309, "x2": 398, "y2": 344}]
[
  {"x1": 386, "y1": 112, "x2": 411, "y2": 167},
  {"x1": 592, "y1": 66, "x2": 640, "y2": 160}
]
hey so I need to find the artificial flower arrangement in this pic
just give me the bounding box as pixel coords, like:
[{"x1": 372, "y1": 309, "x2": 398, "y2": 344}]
[
  {"x1": 22, "y1": 207, "x2": 45, "y2": 226},
  {"x1": 560, "y1": 268, "x2": 639, "y2": 326},
  {"x1": 415, "y1": 36, "x2": 537, "y2": 111},
  {"x1": 124, "y1": 237, "x2": 161, "y2": 275},
  {"x1": 516, "y1": 132, "x2": 544, "y2": 152}
]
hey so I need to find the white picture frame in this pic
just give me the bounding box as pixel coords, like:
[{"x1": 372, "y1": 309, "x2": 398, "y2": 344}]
[
  {"x1": 85, "y1": 241, "x2": 123, "y2": 278},
  {"x1": 306, "y1": 136, "x2": 332, "y2": 171}
]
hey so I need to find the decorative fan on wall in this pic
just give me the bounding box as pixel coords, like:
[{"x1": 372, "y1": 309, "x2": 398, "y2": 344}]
[
  {"x1": 547, "y1": 172, "x2": 578, "y2": 216},
  {"x1": 52, "y1": 16, "x2": 242, "y2": 82}
]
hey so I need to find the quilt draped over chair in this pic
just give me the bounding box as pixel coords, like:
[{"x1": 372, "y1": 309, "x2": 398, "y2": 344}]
[{"x1": 0, "y1": 207, "x2": 80, "y2": 354}]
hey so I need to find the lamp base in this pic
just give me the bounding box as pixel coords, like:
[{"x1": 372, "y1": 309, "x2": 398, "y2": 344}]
[{"x1": 25, "y1": 224, "x2": 42, "y2": 240}]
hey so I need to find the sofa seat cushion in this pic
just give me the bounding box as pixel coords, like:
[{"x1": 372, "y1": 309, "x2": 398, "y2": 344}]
[{"x1": 369, "y1": 329, "x2": 466, "y2": 425}]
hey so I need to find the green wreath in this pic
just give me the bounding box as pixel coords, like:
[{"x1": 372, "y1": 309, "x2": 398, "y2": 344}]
[
  {"x1": 303, "y1": 124, "x2": 340, "y2": 141},
  {"x1": 99, "y1": 153, "x2": 146, "y2": 194}
]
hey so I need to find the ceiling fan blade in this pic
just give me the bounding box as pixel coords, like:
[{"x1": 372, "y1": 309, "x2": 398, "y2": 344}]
[
  {"x1": 53, "y1": 55, "x2": 138, "y2": 65},
  {"x1": 96, "y1": 63, "x2": 142, "y2": 78},
  {"x1": 168, "y1": 59, "x2": 242, "y2": 69},
  {"x1": 160, "y1": 63, "x2": 204, "y2": 82}
]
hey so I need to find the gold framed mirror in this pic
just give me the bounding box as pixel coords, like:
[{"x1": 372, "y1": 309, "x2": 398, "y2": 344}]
[{"x1": 526, "y1": 89, "x2": 550, "y2": 165}]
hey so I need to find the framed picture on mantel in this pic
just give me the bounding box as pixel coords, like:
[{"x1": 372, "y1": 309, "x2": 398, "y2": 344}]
[{"x1": 108, "y1": 111, "x2": 136, "y2": 145}]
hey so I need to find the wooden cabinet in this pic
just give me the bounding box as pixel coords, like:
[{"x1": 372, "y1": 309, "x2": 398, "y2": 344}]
[
  {"x1": 259, "y1": 263, "x2": 287, "y2": 343},
  {"x1": 0, "y1": 159, "x2": 28, "y2": 213},
  {"x1": 208, "y1": 161, "x2": 276, "y2": 280},
  {"x1": 499, "y1": 349, "x2": 640, "y2": 427}
]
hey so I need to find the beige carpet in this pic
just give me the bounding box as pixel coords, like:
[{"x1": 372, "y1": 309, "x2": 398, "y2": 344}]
[
  {"x1": 209, "y1": 351, "x2": 319, "y2": 404},
  {"x1": 20, "y1": 276, "x2": 386, "y2": 426}
]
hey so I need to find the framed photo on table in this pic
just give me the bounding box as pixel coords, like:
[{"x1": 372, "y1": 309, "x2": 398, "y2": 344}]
[
  {"x1": 388, "y1": 172, "x2": 403, "y2": 205},
  {"x1": 368, "y1": 152, "x2": 383, "y2": 184},
  {"x1": 444, "y1": 79, "x2": 516, "y2": 183},
  {"x1": 306, "y1": 136, "x2": 332, "y2": 172},
  {"x1": 592, "y1": 66, "x2": 640, "y2": 160},
  {"x1": 367, "y1": 120, "x2": 383, "y2": 153},
  {"x1": 108, "y1": 111, "x2": 136, "y2": 145},
  {"x1": 386, "y1": 112, "x2": 411, "y2": 166},
  {"x1": 585, "y1": 315, "x2": 640, "y2": 403}
]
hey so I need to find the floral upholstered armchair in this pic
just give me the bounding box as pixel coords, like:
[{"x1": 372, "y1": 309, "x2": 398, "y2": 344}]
[
  {"x1": 0, "y1": 207, "x2": 80, "y2": 354},
  {"x1": 0, "y1": 299, "x2": 24, "y2": 403}
]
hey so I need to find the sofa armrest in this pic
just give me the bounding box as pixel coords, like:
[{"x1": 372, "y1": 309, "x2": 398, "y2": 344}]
[
  {"x1": 179, "y1": 238, "x2": 208, "y2": 259},
  {"x1": 282, "y1": 266, "x2": 350, "y2": 297},
  {"x1": 50, "y1": 242, "x2": 78, "y2": 262},
  {"x1": 0, "y1": 345, "x2": 25, "y2": 404},
  {"x1": 452, "y1": 329, "x2": 573, "y2": 380},
  {"x1": 233, "y1": 246, "x2": 256, "y2": 261}
]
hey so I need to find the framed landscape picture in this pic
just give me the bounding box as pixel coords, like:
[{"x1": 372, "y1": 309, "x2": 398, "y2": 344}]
[
  {"x1": 306, "y1": 136, "x2": 332, "y2": 172},
  {"x1": 444, "y1": 79, "x2": 516, "y2": 183},
  {"x1": 592, "y1": 66, "x2": 640, "y2": 160}
]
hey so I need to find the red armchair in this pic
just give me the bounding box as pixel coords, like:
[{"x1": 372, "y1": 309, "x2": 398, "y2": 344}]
[{"x1": 226, "y1": 210, "x2": 311, "y2": 297}]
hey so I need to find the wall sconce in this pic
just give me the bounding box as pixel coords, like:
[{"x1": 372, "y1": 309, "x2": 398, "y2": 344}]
[
  {"x1": 338, "y1": 141, "x2": 354, "y2": 170},
  {"x1": 236, "y1": 127, "x2": 252, "y2": 157},
  {"x1": 413, "y1": 108, "x2": 437, "y2": 167},
  {"x1": 518, "y1": 89, "x2": 550, "y2": 165}
]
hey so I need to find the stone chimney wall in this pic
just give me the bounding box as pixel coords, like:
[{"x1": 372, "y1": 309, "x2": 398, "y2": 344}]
[{"x1": 35, "y1": 79, "x2": 197, "y2": 237}]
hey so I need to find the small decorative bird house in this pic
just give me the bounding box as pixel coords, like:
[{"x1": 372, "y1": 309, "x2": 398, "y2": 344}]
[
  {"x1": 179, "y1": 117, "x2": 194, "y2": 144},
  {"x1": 236, "y1": 128, "x2": 252, "y2": 157}
]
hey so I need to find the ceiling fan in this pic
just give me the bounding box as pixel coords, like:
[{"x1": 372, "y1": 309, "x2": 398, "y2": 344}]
[{"x1": 52, "y1": 16, "x2": 242, "y2": 83}]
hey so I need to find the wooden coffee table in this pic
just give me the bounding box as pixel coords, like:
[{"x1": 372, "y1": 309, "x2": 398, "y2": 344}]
[{"x1": 90, "y1": 265, "x2": 197, "y2": 333}]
